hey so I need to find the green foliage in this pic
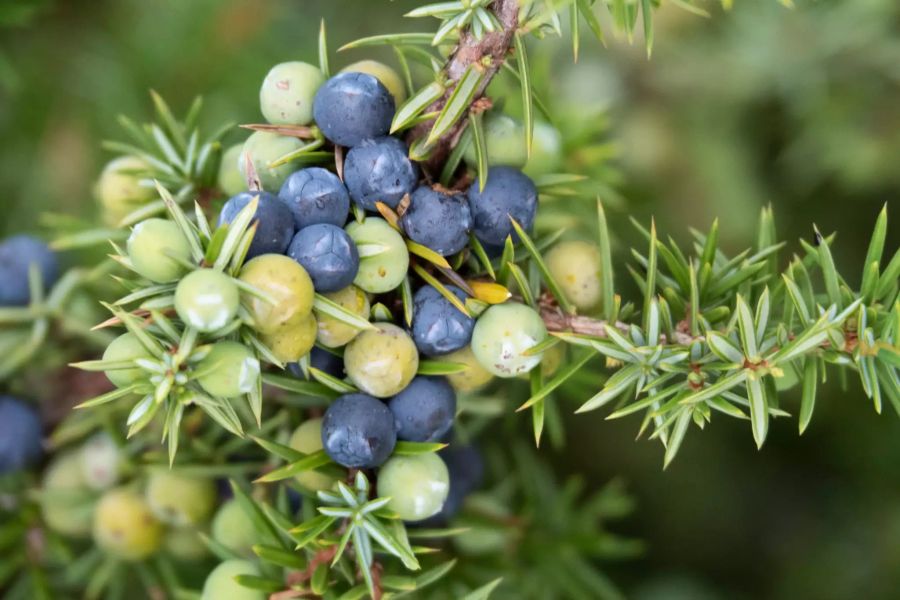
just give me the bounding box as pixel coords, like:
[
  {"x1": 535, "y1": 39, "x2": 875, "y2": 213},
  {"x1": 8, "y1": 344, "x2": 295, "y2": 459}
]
[{"x1": 2, "y1": 1, "x2": 898, "y2": 599}]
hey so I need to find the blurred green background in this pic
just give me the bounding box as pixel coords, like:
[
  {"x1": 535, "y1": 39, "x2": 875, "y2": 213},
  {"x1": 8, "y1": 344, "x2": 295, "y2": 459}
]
[{"x1": 2, "y1": 0, "x2": 898, "y2": 598}]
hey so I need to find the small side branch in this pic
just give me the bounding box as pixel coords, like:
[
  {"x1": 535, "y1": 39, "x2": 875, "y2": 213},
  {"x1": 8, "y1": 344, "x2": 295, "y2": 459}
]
[{"x1": 410, "y1": 0, "x2": 520, "y2": 172}]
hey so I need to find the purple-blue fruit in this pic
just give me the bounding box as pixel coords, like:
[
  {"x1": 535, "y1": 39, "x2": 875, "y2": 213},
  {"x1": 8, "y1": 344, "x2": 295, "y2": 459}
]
[
  {"x1": 400, "y1": 187, "x2": 471, "y2": 256},
  {"x1": 343, "y1": 136, "x2": 418, "y2": 210},
  {"x1": 287, "y1": 346, "x2": 344, "y2": 379},
  {"x1": 0, "y1": 235, "x2": 59, "y2": 306},
  {"x1": 0, "y1": 396, "x2": 42, "y2": 473},
  {"x1": 313, "y1": 73, "x2": 395, "y2": 147},
  {"x1": 388, "y1": 376, "x2": 456, "y2": 443},
  {"x1": 411, "y1": 285, "x2": 474, "y2": 357},
  {"x1": 467, "y1": 167, "x2": 538, "y2": 246},
  {"x1": 287, "y1": 224, "x2": 359, "y2": 293},
  {"x1": 321, "y1": 393, "x2": 396, "y2": 468},
  {"x1": 423, "y1": 444, "x2": 484, "y2": 524},
  {"x1": 278, "y1": 168, "x2": 350, "y2": 230},
  {"x1": 218, "y1": 191, "x2": 295, "y2": 260}
]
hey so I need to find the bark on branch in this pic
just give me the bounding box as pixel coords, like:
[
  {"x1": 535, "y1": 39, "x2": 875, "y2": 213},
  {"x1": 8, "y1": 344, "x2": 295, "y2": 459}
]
[
  {"x1": 540, "y1": 305, "x2": 698, "y2": 346},
  {"x1": 410, "y1": 0, "x2": 521, "y2": 173}
]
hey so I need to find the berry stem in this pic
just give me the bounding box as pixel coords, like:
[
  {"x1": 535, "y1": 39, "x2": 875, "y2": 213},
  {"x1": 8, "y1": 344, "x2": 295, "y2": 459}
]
[
  {"x1": 539, "y1": 305, "x2": 698, "y2": 346},
  {"x1": 410, "y1": 0, "x2": 520, "y2": 173}
]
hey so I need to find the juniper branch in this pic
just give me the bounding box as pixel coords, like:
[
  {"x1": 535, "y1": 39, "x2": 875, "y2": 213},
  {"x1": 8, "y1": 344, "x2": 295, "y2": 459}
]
[{"x1": 410, "y1": 0, "x2": 520, "y2": 171}]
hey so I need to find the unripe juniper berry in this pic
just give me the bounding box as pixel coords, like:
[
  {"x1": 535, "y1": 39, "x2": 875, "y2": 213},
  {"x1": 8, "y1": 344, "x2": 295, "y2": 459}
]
[
  {"x1": 127, "y1": 218, "x2": 192, "y2": 284},
  {"x1": 94, "y1": 488, "x2": 164, "y2": 561},
  {"x1": 321, "y1": 393, "x2": 397, "y2": 468},
  {"x1": 463, "y1": 112, "x2": 527, "y2": 169},
  {"x1": 259, "y1": 61, "x2": 324, "y2": 126},
  {"x1": 218, "y1": 191, "x2": 295, "y2": 260},
  {"x1": 314, "y1": 285, "x2": 370, "y2": 348},
  {"x1": 388, "y1": 376, "x2": 457, "y2": 442},
  {"x1": 411, "y1": 284, "x2": 475, "y2": 357},
  {"x1": 260, "y1": 313, "x2": 317, "y2": 363},
  {"x1": 345, "y1": 217, "x2": 409, "y2": 294},
  {"x1": 287, "y1": 223, "x2": 359, "y2": 293},
  {"x1": 0, "y1": 396, "x2": 42, "y2": 473},
  {"x1": 289, "y1": 418, "x2": 337, "y2": 491},
  {"x1": 211, "y1": 500, "x2": 257, "y2": 557},
  {"x1": 202, "y1": 559, "x2": 265, "y2": 600},
  {"x1": 0, "y1": 235, "x2": 59, "y2": 306},
  {"x1": 174, "y1": 269, "x2": 240, "y2": 333},
  {"x1": 41, "y1": 451, "x2": 95, "y2": 538},
  {"x1": 471, "y1": 302, "x2": 547, "y2": 378},
  {"x1": 377, "y1": 453, "x2": 450, "y2": 522},
  {"x1": 238, "y1": 254, "x2": 314, "y2": 335},
  {"x1": 467, "y1": 166, "x2": 538, "y2": 246},
  {"x1": 218, "y1": 143, "x2": 246, "y2": 197},
  {"x1": 313, "y1": 72, "x2": 394, "y2": 147},
  {"x1": 239, "y1": 131, "x2": 307, "y2": 191},
  {"x1": 344, "y1": 323, "x2": 419, "y2": 397},
  {"x1": 400, "y1": 186, "x2": 472, "y2": 256},
  {"x1": 344, "y1": 136, "x2": 418, "y2": 210},
  {"x1": 278, "y1": 167, "x2": 350, "y2": 230}
]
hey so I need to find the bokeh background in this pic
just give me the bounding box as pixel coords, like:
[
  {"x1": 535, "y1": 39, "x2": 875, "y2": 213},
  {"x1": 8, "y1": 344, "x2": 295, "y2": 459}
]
[{"x1": 2, "y1": 0, "x2": 898, "y2": 598}]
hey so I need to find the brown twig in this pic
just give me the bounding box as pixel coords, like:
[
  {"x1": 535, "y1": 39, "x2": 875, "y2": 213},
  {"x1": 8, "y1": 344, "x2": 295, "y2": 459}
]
[
  {"x1": 540, "y1": 303, "x2": 697, "y2": 346},
  {"x1": 409, "y1": 0, "x2": 521, "y2": 173}
]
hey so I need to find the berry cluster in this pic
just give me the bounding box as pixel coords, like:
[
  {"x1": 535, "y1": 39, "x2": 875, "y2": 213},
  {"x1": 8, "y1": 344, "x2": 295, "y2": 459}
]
[
  {"x1": 207, "y1": 62, "x2": 556, "y2": 522},
  {"x1": 41, "y1": 48, "x2": 601, "y2": 599}
]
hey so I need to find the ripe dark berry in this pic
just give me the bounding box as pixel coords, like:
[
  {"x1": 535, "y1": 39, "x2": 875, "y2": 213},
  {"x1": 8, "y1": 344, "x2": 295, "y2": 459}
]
[
  {"x1": 287, "y1": 346, "x2": 344, "y2": 379},
  {"x1": 321, "y1": 393, "x2": 397, "y2": 468},
  {"x1": 218, "y1": 191, "x2": 295, "y2": 260},
  {"x1": 0, "y1": 235, "x2": 59, "y2": 306},
  {"x1": 0, "y1": 396, "x2": 42, "y2": 474},
  {"x1": 343, "y1": 136, "x2": 419, "y2": 210},
  {"x1": 467, "y1": 166, "x2": 538, "y2": 246},
  {"x1": 388, "y1": 376, "x2": 457, "y2": 443},
  {"x1": 411, "y1": 284, "x2": 475, "y2": 357},
  {"x1": 428, "y1": 443, "x2": 485, "y2": 523},
  {"x1": 287, "y1": 223, "x2": 359, "y2": 293},
  {"x1": 399, "y1": 186, "x2": 472, "y2": 256},
  {"x1": 310, "y1": 346, "x2": 345, "y2": 377},
  {"x1": 341, "y1": 60, "x2": 407, "y2": 105},
  {"x1": 278, "y1": 167, "x2": 350, "y2": 230},
  {"x1": 313, "y1": 72, "x2": 395, "y2": 147}
]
